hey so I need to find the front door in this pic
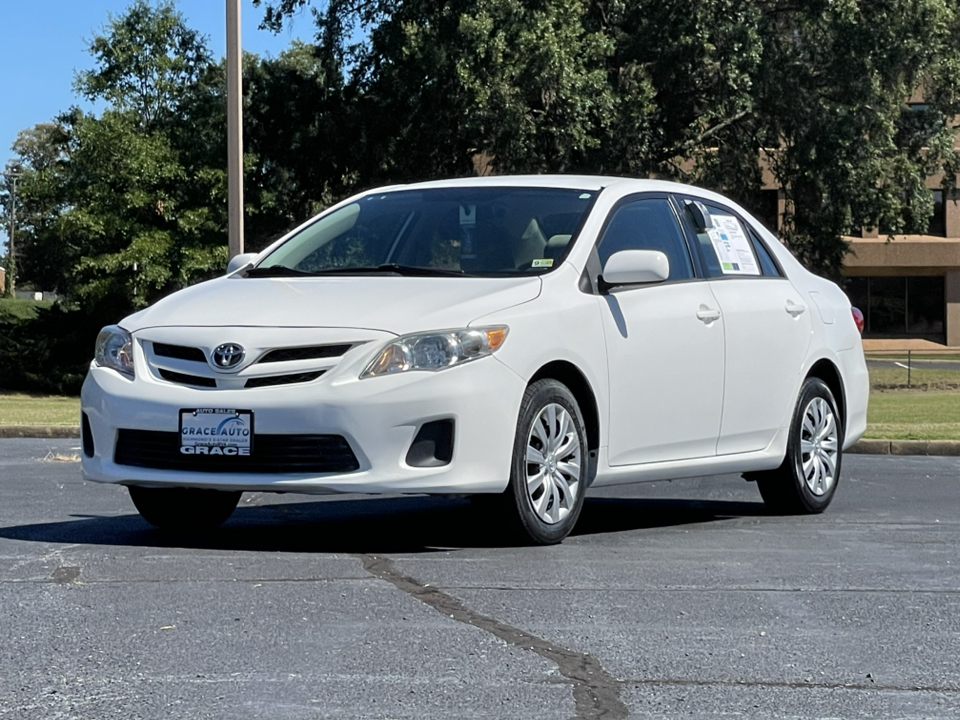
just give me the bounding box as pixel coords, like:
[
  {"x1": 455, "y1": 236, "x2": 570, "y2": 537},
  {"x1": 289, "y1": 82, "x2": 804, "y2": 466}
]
[{"x1": 597, "y1": 196, "x2": 725, "y2": 466}]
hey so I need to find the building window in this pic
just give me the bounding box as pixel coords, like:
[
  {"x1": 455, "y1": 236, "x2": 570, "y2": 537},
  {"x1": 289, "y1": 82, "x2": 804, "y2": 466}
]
[
  {"x1": 845, "y1": 276, "x2": 945, "y2": 340},
  {"x1": 757, "y1": 189, "x2": 780, "y2": 232},
  {"x1": 928, "y1": 190, "x2": 946, "y2": 236},
  {"x1": 907, "y1": 277, "x2": 945, "y2": 335}
]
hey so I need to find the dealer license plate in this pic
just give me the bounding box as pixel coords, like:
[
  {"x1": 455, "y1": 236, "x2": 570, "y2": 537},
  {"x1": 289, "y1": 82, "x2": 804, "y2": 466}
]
[{"x1": 179, "y1": 408, "x2": 254, "y2": 457}]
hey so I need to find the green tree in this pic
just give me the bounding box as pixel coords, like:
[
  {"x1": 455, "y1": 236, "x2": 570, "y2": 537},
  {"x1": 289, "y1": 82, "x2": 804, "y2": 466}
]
[
  {"x1": 243, "y1": 40, "x2": 357, "y2": 245},
  {"x1": 748, "y1": 0, "x2": 960, "y2": 275},
  {"x1": 77, "y1": 0, "x2": 213, "y2": 130},
  {"x1": 4, "y1": 123, "x2": 72, "y2": 293},
  {"x1": 9, "y1": 1, "x2": 228, "y2": 310},
  {"x1": 255, "y1": 0, "x2": 960, "y2": 278}
]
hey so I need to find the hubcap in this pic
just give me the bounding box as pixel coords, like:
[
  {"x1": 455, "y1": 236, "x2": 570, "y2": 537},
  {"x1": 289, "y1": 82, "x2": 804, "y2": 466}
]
[
  {"x1": 799, "y1": 397, "x2": 839, "y2": 496},
  {"x1": 525, "y1": 403, "x2": 582, "y2": 524}
]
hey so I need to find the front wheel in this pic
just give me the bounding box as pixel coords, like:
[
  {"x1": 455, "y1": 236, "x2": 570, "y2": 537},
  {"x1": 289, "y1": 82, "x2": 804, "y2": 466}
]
[
  {"x1": 128, "y1": 486, "x2": 242, "y2": 532},
  {"x1": 756, "y1": 377, "x2": 843, "y2": 514},
  {"x1": 502, "y1": 379, "x2": 588, "y2": 545}
]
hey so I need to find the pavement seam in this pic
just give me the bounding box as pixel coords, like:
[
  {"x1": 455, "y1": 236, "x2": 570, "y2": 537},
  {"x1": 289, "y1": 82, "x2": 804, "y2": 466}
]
[
  {"x1": 622, "y1": 677, "x2": 960, "y2": 694},
  {"x1": 354, "y1": 552, "x2": 629, "y2": 720}
]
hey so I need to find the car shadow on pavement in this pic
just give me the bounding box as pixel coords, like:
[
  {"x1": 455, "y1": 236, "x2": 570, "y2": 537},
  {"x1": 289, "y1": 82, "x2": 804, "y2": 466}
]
[{"x1": 0, "y1": 494, "x2": 770, "y2": 553}]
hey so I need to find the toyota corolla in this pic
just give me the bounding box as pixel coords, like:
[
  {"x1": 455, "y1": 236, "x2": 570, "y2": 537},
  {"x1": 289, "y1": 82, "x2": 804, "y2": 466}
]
[{"x1": 81, "y1": 176, "x2": 869, "y2": 544}]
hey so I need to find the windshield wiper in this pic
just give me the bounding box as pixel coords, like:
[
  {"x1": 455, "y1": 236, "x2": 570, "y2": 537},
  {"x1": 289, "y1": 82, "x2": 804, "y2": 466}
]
[
  {"x1": 245, "y1": 265, "x2": 317, "y2": 278},
  {"x1": 308, "y1": 264, "x2": 466, "y2": 277},
  {"x1": 246, "y1": 264, "x2": 467, "y2": 278}
]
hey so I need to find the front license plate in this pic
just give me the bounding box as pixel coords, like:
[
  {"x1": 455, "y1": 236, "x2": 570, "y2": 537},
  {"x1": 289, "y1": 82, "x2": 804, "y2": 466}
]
[{"x1": 179, "y1": 408, "x2": 254, "y2": 457}]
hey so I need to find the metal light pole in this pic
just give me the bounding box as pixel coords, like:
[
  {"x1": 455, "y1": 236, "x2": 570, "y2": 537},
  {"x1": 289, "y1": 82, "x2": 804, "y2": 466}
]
[
  {"x1": 3, "y1": 166, "x2": 21, "y2": 296},
  {"x1": 226, "y1": 0, "x2": 244, "y2": 259}
]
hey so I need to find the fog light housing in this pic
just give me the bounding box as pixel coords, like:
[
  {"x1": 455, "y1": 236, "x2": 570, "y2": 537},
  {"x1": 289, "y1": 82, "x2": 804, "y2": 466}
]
[
  {"x1": 81, "y1": 412, "x2": 95, "y2": 458},
  {"x1": 405, "y1": 419, "x2": 454, "y2": 468}
]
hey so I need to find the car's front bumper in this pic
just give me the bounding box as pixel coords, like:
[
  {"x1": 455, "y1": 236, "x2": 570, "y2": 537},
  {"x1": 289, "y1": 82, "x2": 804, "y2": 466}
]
[{"x1": 80, "y1": 356, "x2": 525, "y2": 495}]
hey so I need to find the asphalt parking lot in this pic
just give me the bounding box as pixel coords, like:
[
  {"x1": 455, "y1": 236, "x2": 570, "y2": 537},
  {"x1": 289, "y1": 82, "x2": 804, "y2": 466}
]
[{"x1": 1, "y1": 439, "x2": 959, "y2": 719}]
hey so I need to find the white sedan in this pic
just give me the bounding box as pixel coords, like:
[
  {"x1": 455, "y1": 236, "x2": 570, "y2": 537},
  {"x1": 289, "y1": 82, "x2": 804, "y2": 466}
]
[{"x1": 81, "y1": 176, "x2": 869, "y2": 544}]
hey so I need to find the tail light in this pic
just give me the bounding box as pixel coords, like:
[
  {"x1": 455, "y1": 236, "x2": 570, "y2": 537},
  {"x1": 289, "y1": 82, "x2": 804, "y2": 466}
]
[{"x1": 851, "y1": 307, "x2": 865, "y2": 334}]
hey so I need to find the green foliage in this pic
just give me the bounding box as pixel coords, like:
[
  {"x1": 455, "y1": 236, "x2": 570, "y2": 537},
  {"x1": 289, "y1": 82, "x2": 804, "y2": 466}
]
[
  {"x1": 455, "y1": 0, "x2": 616, "y2": 173},
  {"x1": 254, "y1": 0, "x2": 960, "y2": 280},
  {"x1": 8, "y1": 2, "x2": 229, "y2": 313},
  {"x1": 0, "y1": 304, "x2": 109, "y2": 395},
  {"x1": 748, "y1": 0, "x2": 960, "y2": 276},
  {"x1": 7, "y1": 0, "x2": 960, "y2": 314},
  {"x1": 0, "y1": 298, "x2": 52, "y2": 322},
  {"x1": 77, "y1": 0, "x2": 213, "y2": 130}
]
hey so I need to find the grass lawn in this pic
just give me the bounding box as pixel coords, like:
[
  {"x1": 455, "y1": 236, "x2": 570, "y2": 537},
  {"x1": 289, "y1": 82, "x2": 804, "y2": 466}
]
[
  {"x1": 867, "y1": 364, "x2": 960, "y2": 390},
  {"x1": 1, "y1": 382, "x2": 958, "y2": 441},
  {"x1": 0, "y1": 392, "x2": 80, "y2": 426},
  {"x1": 0, "y1": 297, "x2": 53, "y2": 322},
  {"x1": 864, "y1": 390, "x2": 960, "y2": 441}
]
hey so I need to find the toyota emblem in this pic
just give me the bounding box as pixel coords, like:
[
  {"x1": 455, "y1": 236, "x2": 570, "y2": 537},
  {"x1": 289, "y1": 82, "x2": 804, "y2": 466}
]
[{"x1": 211, "y1": 343, "x2": 245, "y2": 369}]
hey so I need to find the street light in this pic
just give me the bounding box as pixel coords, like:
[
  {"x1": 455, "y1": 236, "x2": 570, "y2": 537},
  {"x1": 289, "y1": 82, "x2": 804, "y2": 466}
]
[
  {"x1": 3, "y1": 164, "x2": 21, "y2": 297},
  {"x1": 226, "y1": 0, "x2": 244, "y2": 259}
]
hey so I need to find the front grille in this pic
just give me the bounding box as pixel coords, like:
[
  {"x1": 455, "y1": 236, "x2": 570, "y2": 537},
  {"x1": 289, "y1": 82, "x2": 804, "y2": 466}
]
[
  {"x1": 115, "y1": 429, "x2": 360, "y2": 473},
  {"x1": 154, "y1": 342, "x2": 207, "y2": 363},
  {"x1": 258, "y1": 344, "x2": 353, "y2": 363},
  {"x1": 159, "y1": 369, "x2": 217, "y2": 388},
  {"x1": 244, "y1": 371, "x2": 325, "y2": 389}
]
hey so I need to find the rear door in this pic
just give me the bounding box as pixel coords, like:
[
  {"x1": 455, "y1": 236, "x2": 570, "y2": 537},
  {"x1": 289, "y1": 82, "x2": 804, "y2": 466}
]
[{"x1": 676, "y1": 195, "x2": 812, "y2": 455}]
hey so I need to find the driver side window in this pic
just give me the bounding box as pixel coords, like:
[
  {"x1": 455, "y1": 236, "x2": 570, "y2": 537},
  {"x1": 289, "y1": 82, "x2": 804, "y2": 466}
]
[{"x1": 597, "y1": 198, "x2": 694, "y2": 281}]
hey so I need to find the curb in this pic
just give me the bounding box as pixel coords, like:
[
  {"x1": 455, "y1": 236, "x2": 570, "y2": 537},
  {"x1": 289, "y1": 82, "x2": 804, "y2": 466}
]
[
  {"x1": 0, "y1": 426, "x2": 81, "y2": 439},
  {"x1": 849, "y1": 439, "x2": 960, "y2": 457},
  {"x1": 2, "y1": 426, "x2": 960, "y2": 457}
]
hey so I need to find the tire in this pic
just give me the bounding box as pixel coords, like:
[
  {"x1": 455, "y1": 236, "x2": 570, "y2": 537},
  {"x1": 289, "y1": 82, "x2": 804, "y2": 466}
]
[
  {"x1": 756, "y1": 377, "x2": 843, "y2": 514},
  {"x1": 502, "y1": 379, "x2": 589, "y2": 545},
  {"x1": 128, "y1": 486, "x2": 242, "y2": 532}
]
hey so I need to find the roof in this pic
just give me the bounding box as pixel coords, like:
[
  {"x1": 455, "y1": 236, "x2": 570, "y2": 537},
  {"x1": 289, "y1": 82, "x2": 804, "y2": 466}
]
[{"x1": 398, "y1": 174, "x2": 715, "y2": 196}]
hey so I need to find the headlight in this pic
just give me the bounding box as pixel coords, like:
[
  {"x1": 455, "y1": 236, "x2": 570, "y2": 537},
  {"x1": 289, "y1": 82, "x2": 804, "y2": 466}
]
[
  {"x1": 94, "y1": 325, "x2": 135, "y2": 379},
  {"x1": 361, "y1": 326, "x2": 508, "y2": 378}
]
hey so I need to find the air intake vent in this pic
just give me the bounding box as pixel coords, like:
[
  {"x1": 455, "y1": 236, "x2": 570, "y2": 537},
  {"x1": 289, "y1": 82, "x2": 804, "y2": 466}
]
[
  {"x1": 258, "y1": 344, "x2": 353, "y2": 363},
  {"x1": 115, "y1": 430, "x2": 360, "y2": 473},
  {"x1": 159, "y1": 369, "x2": 217, "y2": 388},
  {"x1": 154, "y1": 342, "x2": 207, "y2": 363},
  {"x1": 244, "y1": 371, "x2": 325, "y2": 388}
]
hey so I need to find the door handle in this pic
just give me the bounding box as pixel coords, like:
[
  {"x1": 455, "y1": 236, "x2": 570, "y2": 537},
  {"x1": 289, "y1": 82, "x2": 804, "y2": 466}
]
[
  {"x1": 785, "y1": 300, "x2": 806, "y2": 317},
  {"x1": 696, "y1": 307, "x2": 721, "y2": 324}
]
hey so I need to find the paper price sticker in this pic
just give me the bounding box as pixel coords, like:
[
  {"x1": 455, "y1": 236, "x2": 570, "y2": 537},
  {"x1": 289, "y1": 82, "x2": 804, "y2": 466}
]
[{"x1": 707, "y1": 215, "x2": 760, "y2": 276}]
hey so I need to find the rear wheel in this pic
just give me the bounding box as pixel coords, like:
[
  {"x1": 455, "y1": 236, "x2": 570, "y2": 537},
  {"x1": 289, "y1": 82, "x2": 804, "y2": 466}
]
[
  {"x1": 756, "y1": 377, "x2": 842, "y2": 514},
  {"x1": 128, "y1": 486, "x2": 242, "y2": 532},
  {"x1": 502, "y1": 379, "x2": 588, "y2": 545}
]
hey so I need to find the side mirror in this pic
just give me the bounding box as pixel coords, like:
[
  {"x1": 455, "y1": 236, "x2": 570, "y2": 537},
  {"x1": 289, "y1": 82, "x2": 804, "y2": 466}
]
[
  {"x1": 600, "y1": 250, "x2": 670, "y2": 292},
  {"x1": 226, "y1": 252, "x2": 258, "y2": 275}
]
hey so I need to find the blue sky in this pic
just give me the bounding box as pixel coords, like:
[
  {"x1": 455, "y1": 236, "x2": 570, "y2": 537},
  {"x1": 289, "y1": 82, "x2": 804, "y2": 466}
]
[{"x1": 0, "y1": 0, "x2": 315, "y2": 251}]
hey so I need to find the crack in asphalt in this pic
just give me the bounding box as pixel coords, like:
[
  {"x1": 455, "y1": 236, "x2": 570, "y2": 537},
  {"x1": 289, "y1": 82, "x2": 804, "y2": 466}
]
[{"x1": 355, "y1": 553, "x2": 629, "y2": 720}]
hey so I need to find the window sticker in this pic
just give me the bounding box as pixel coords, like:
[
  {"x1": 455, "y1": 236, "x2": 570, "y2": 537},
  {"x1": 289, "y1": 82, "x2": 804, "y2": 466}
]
[
  {"x1": 706, "y1": 214, "x2": 761, "y2": 275},
  {"x1": 531, "y1": 258, "x2": 554, "y2": 268},
  {"x1": 459, "y1": 204, "x2": 477, "y2": 259}
]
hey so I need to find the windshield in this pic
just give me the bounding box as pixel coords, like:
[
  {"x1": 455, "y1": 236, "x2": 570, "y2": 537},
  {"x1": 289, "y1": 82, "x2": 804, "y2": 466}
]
[{"x1": 255, "y1": 187, "x2": 596, "y2": 277}]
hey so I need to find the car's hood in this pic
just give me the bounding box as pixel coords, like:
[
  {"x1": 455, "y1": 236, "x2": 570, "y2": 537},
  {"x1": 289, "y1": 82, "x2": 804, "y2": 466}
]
[{"x1": 122, "y1": 275, "x2": 542, "y2": 335}]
